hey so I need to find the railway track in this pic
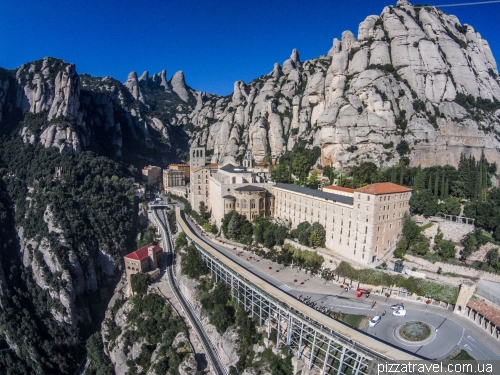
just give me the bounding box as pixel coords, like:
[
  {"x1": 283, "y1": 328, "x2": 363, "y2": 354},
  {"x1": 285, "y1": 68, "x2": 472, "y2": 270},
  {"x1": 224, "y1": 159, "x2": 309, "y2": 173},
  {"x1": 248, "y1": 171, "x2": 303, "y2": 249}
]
[{"x1": 153, "y1": 208, "x2": 227, "y2": 375}]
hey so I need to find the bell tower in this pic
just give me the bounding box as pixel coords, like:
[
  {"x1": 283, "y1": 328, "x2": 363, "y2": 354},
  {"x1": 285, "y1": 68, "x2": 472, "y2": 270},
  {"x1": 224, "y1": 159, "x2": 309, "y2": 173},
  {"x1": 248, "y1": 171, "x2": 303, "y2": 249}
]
[
  {"x1": 190, "y1": 146, "x2": 206, "y2": 169},
  {"x1": 243, "y1": 148, "x2": 254, "y2": 168}
]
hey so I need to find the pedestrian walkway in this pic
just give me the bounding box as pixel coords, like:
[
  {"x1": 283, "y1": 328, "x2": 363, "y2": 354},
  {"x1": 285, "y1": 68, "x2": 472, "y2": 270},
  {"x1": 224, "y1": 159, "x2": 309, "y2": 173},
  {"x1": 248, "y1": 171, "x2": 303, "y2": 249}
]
[{"x1": 278, "y1": 284, "x2": 294, "y2": 292}]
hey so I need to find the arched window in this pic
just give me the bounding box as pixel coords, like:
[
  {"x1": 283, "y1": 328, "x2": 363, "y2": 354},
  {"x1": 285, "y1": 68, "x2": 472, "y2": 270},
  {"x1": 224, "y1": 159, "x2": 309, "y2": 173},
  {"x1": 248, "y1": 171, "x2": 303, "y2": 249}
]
[
  {"x1": 242, "y1": 199, "x2": 247, "y2": 209},
  {"x1": 251, "y1": 199, "x2": 256, "y2": 209}
]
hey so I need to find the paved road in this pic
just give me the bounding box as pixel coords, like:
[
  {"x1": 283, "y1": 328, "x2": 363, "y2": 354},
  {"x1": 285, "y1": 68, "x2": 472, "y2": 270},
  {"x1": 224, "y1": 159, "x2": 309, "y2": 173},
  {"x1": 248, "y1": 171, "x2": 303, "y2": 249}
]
[
  {"x1": 172, "y1": 202, "x2": 499, "y2": 361},
  {"x1": 153, "y1": 207, "x2": 227, "y2": 375}
]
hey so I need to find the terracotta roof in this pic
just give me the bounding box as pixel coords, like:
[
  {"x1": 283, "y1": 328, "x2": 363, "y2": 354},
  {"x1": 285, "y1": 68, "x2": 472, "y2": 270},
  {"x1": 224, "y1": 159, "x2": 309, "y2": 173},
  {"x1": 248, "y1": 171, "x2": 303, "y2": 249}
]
[
  {"x1": 467, "y1": 300, "x2": 500, "y2": 327},
  {"x1": 324, "y1": 185, "x2": 355, "y2": 193},
  {"x1": 207, "y1": 163, "x2": 219, "y2": 167},
  {"x1": 355, "y1": 182, "x2": 412, "y2": 195},
  {"x1": 169, "y1": 163, "x2": 189, "y2": 167},
  {"x1": 191, "y1": 166, "x2": 204, "y2": 173},
  {"x1": 124, "y1": 244, "x2": 162, "y2": 261}
]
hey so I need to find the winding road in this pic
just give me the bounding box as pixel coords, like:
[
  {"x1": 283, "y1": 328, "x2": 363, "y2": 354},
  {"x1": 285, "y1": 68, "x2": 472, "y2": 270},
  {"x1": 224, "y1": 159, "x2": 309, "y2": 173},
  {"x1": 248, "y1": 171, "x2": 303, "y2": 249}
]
[{"x1": 152, "y1": 207, "x2": 227, "y2": 375}]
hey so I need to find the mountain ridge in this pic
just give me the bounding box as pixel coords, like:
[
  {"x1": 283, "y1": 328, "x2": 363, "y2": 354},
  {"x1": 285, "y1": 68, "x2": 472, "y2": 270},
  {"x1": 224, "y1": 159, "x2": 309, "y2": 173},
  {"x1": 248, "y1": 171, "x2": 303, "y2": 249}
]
[{"x1": 1, "y1": 1, "x2": 499, "y2": 170}]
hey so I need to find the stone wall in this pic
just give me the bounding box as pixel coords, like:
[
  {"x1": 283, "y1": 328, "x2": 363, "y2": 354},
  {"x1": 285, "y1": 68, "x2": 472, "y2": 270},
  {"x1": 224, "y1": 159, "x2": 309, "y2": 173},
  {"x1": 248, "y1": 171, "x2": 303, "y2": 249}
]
[
  {"x1": 403, "y1": 254, "x2": 500, "y2": 283},
  {"x1": 477, "y1": 280, "x2": 500, "y2": 305}
]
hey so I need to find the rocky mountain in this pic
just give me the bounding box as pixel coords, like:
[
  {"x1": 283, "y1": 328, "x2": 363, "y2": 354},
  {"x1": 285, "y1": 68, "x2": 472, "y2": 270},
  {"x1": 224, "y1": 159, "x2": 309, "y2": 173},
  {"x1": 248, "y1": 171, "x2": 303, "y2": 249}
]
[
  {"x1": 0, "y1": 0, "x2": 500, "y2": 373},
  {"x1": 188, "y1": 0, "x2": 500, "y2": 169},
  {"x1": 0, "y1": 58, "x2": 195, "y2": 167},
  {"x1": 2, "y1": 0, "x2": 499, "y2": 170}
]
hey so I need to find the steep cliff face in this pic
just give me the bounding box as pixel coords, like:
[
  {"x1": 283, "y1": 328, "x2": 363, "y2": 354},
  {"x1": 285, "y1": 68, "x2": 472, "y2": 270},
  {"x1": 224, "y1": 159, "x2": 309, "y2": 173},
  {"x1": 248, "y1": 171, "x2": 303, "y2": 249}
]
[
  {"x1": 0, "y1": 58, "x2": 193, "y2": 166},
  {"x1": 188, "y1": 0, "x2": 500, "y2": 168}
]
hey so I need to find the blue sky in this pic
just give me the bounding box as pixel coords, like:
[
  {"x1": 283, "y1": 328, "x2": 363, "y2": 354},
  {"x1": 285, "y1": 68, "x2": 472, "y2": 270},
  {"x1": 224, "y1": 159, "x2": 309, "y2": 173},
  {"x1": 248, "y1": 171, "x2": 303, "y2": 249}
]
[{"x1": 1, "y1": 0, "x2": 499, "y2": 95}]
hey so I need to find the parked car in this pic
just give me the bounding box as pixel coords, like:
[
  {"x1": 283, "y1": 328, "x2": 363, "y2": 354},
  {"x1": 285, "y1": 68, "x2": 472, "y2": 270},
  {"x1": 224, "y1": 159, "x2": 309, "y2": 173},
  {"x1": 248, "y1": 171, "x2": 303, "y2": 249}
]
[
  {"x1": 393, "y1": 309, "x2": 407, "y2": 317},
  {"x1": 391, "y1": 304, "x2": 405, "y2": 310},
  {"x1": 369, "y1": 316, "x2": 381, "y2": 327}
]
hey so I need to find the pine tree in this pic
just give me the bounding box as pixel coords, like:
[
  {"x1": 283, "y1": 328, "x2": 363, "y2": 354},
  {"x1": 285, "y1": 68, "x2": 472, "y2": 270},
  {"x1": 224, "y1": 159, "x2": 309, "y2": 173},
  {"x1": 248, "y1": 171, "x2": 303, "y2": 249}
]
[
  {"x1": 427, "y1": 174, "x2": 432, "y2": 191},
  {"x1": 434, "y1": 170, "x2": 439, "y2": 197},
  {"x1": 440, "y1": 170, "x2": 445, "y2": 199},
  {"x1": 444, "y1": 178, "x2": 449, "y2": 199},
  {"x1": 399, "y1": 165, "x2": 404, "y2": 185},
  {"x1": 477, "y1": 161, "x2": 483, "y2": 202}
]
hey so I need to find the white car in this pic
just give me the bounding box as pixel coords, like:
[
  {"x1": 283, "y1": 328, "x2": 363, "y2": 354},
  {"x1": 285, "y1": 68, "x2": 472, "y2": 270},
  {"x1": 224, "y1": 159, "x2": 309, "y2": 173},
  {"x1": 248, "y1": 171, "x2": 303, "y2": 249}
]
[
  {"x1": 391, "y1": 304, "x2": 405, "y2": 310},
  {"x1": 393, "y1": 309, "x2": 407, "y2": 317},
  {"x1": 369, "y1": 316, "x2": 381, "y2": 327}
]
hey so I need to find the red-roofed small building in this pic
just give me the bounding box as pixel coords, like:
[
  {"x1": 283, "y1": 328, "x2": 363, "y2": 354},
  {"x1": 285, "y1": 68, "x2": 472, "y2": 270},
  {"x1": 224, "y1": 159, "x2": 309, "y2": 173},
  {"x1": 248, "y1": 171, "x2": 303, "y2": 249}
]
[{"x1": 124, "y1": 244, "x2": 163, "y2": 292}]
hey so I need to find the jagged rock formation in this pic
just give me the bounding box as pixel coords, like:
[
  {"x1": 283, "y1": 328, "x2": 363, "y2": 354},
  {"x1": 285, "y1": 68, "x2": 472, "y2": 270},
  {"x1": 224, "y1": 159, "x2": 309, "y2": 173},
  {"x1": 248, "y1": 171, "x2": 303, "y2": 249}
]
[
  {"x1": 188, "y1": 1, "x2": 500, "y2": 168},
  {"x1": 0, "y1": 57, "x2": 194, "y2": 165}
]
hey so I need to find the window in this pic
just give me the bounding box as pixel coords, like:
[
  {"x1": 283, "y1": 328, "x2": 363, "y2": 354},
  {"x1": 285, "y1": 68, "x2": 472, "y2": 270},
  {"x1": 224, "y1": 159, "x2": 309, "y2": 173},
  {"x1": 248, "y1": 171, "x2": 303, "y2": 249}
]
[
  {"x1": 251, "y1": 199, "x2": 255, "y2": 209},
  {"x1": 365, "y1": 227, "x2": 367, "y2": 234},
  {"x1": 367, "y1": 196, "x2": 370, "y2": 201}
]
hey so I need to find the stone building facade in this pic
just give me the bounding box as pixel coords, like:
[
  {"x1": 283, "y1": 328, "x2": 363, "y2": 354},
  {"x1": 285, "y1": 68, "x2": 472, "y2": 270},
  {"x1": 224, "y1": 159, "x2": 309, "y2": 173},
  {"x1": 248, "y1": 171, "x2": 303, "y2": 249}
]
[
  {"x1": 273, "y1": 183, "x2": 411, "y2": 264},
  {"x1": 142, "y1": 165, "x2": 162, "y2": 186},
  {"x1": 124, "y1": 244, "x2": 164, "y2": 292},
  {"x1": 209, "y1": 164, "x2": 274, "y2": 226},
  {"x1": 169, "y1": 164, "x2": 190, "y2": 179},
  {"x1": 188, "y1": 146, "x2": 411, "y2": 265},
  {"x1": 163, "y1": 169, "x2": 185, "y2": 189}
]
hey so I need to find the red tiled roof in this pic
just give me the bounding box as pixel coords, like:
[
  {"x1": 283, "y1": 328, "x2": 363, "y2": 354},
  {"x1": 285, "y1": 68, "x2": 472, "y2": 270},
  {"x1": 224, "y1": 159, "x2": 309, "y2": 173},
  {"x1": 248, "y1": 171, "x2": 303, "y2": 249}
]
[
  {"x1": 355, "y1": 182, "x2": 412, "y2": 195},
  {"x1": 467, "y1": 300, "x2": 500, "y2": 327},
  {"x1": 324, "y1": 185, "x2": 355, "y2": 193},
  {"x1": 124, "y1": 244, "x2": 162, "y2": 261},
  {"x1": 169, "y1": 164, "x2": 189, "y2": 167},
  {"x1": 207, "y1": 163, "x2": 219, "y2": 167},
  {"x1": 191, "y1": 166, "x2": 204, "y2": 173}
]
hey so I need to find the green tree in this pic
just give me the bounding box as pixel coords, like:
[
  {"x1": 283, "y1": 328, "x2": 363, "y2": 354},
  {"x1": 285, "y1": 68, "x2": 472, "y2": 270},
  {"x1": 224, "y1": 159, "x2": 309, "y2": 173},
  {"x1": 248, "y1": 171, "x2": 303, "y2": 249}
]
[
  {"x1": 409, "y1": 189, "x2": 438, "y2": 216},
  {"x1": 181, "y1": 244, "x2": 209, "y2": 279},
  {"x1": 291, "y1": 153, "x2": 310, "y2": 179},
  {"x1": 306, "y1": 170, "x2": 320, "y2": 189},
  {"x1": 131, "y1": 273, "x2": 150, "y2": 295},
  {"x1": 436, "y1": 240, "x2": 456, "y2": 259},
  {"x1": 441, "y1": 197, "x2": 461, "y2": 216},
  {"x1": 309, "y1": 222, "x2": 326, "y2": 248},
  {"x1": 486, "y1": 248, "x2": 499, "y2": 269},
  {"x1": 199, "y1": 201, "x2": 210, "y2": 221},
  {"x1": 175, "y1": 231, "x2": 188, "y2": 250},
  {"x1": 86, "y1": 333, "x2": 114, "y2": 375}
]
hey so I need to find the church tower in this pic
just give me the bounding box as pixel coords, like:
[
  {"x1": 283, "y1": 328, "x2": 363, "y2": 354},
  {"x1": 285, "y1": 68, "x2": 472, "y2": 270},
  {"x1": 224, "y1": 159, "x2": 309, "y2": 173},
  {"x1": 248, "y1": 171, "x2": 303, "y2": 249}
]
[
  {"x1": 190, "y1": 146, "x2": 206, "y2": 169},
  {"x1": 243, "y1": 148, "x2": 254, "y2": 168}
]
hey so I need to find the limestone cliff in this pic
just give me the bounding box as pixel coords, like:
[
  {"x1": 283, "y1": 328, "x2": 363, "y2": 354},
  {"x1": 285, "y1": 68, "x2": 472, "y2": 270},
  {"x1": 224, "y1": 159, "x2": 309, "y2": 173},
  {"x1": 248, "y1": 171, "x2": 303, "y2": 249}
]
[
  {"x1": 0, "y1": 58, "x2": 193, "y2": 165},
  {"x1": 188, "y1": 0, "x2": 500, "y2": 168}
]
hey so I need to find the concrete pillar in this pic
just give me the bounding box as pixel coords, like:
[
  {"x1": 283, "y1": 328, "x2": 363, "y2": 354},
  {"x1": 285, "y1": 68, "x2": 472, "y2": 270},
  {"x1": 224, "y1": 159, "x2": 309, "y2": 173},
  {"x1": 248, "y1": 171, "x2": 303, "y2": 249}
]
[
  {"x1": 322, "y1": 339, "x2": 333, "y2": 375},
  {"x1": 454, "y1": 281, "x2": 476, "y2": 315},
  {"x1": 309, "y1": 331, "x2": 317, "y2": 370},
  {"x1": 336, "y1": 345, "x2": 347, "y2": 375},
  {"x1": 277, "y1": 309, "x2": 281, "y2": 348},
  {"x1": 297, "y1": 322, "x2": 305, "y2": 359}
]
